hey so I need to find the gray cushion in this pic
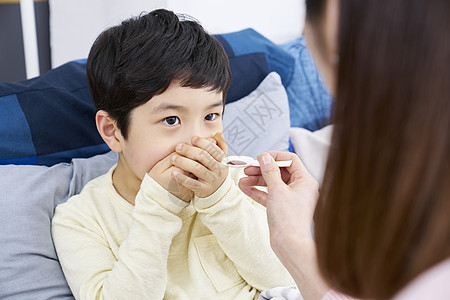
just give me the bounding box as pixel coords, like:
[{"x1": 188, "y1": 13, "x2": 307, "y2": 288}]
[{"x1": 0, "y1": 151, "x2": 117, "y2": 299}]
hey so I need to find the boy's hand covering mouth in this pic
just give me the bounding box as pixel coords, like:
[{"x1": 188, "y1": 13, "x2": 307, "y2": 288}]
[
  {"x1": 148, "y1": 152, "x2": 195, "y2": 203},
  {"x1": 171, "y1": 132, "x2": 229, "y2": 198}
]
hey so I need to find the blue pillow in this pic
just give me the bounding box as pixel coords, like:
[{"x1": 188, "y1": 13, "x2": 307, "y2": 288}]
[
  {"x1": 215, "y1": 28, "x2": 295, "y2": 104},
  {"x1": 0, "y1": 60, "x2": 109, "y2": 166},
  {"x1": 279, "y1": 37, "x2": 333, "y2": 131}
]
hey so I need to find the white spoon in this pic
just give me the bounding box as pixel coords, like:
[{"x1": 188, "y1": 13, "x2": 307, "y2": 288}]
[{"x1": 221, "y1": 155, "x2": 292, "y2": 168}]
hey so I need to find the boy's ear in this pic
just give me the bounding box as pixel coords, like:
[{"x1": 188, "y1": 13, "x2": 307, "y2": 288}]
[{"x1": 95, "y1": 110, "x2": 123, "y2": 153}]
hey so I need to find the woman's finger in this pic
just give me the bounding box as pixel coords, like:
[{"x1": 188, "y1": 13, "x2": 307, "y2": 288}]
[
  {"x1": 244, "y1": 165, "x2": 292, "y2": 184},
  {"x1": 266, "y1": 150, "x2": 299, "y2": 161},
  {"x1": 238, "y1": 179, "x2": 268, "y2": 207},
  {"x1": 256, "y1": 153, "x2": 285, "y2": 192},
  {"x1": 243, "y1": 166, "x2": 262, "y2": 176},
  {"x1": 265, "y1": 151, "x2": 311, "y2": 184},
  {"x1": 239, "y1": 174, "x2": 267, "y2": 187},
  {"x1": 267, "y1": 151, "x2": 310, "y2": 181}
]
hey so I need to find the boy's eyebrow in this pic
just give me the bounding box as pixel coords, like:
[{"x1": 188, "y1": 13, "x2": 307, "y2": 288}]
[
  {"x1": 206, "y1": 100, "x2": 224, "y2": 110},
  {"x1": 152, "y1": 104, "x2": 187, "y2": 113},
  {"x1": 152, "y1": 100, "x2": 223, "y2": 113}
]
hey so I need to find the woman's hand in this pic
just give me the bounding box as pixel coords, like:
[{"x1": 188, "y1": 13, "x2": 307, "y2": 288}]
[
  {"x1": 238, "y1": 151, "x2": 319, "y2": 250},
  {"x1": 239, "y1": 151, "x2": 330, "y2": 300}
]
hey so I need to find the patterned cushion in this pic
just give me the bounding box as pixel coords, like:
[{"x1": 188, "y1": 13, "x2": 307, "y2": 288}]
[{"x1": 223, "y1": 72, "x2": 290, "y2": 157}]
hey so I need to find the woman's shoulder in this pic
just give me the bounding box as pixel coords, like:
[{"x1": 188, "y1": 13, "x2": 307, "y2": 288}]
[
  {"x1": 394, "y1": 257, "x2": 450, "y2": 300},
  {"x1": 321, "y1": 257, "x2": 450, "y2": 300}
]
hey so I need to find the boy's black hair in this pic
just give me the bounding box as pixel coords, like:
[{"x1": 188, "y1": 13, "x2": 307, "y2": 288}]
[{"x1": 86, "y1": 9, "x2": 232, "y2": 139}]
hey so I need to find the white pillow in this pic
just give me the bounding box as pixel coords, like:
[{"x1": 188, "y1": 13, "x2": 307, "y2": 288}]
[
  {"x1": 289, "y1": 125, "x2": 333, "y2": 184},
  {"x1": 223, "y1": 72, "x2": 290, "y2": 157}
]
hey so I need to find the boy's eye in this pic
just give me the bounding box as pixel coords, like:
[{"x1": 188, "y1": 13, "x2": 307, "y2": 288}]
[
  {"x1": 205, "y1": 113, "x2": 219, "y2": 121},
  {"x1": 163, "y1": 116, "x2": 180, "y2": 126}
]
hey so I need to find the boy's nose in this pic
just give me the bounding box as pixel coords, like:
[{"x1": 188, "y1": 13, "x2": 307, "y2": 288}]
[{"x1": 185, "y1": 127, "x2": 212, "y2": 145}]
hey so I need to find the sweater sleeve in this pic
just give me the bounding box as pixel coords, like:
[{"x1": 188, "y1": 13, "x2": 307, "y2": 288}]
[
  {"x1": 51, "y1": 174, "x2": 186, "y2": 300},
  {"x1": 192, "y1": 170, "x2": 294, "y2": 291}
]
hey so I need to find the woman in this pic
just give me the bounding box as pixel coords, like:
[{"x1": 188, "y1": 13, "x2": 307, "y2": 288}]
[{"x1": 239, "y1": 0, "x2": 450, "y2": 299}]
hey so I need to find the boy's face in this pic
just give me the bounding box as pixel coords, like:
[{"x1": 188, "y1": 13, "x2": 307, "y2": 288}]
[{"x1": 118, "y1": 82, "x2": 224, "y2": 181}]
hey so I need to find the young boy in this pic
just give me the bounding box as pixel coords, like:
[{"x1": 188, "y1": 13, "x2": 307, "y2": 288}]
[{"x1": 52, "y1": 9, "x2": 293, "y2": 299}]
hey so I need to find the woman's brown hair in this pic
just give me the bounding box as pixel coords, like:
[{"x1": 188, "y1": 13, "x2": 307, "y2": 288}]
[{"x1": 314, "y1": 0, "x2": 450, "y2": 298}]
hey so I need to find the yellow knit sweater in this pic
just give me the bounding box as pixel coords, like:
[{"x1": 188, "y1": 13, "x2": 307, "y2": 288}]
[{"x1": 52, "y1": 166, "x2": 293, "y2": 299}]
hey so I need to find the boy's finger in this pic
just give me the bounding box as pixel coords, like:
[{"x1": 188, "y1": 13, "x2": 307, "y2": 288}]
[
  {"x1": 171, "y1": 155, "x2": 215, "y2": 182},
  {"x1": 172, "y1": 170, "x2": 203, "y2": 193},
  {"x1": 213, "y1": 132, "x2": 228, "y2": 155},
  {"x1": 176, "y1": 143, "x2": 221, "y2": 171},
  {"x1": 176, "y1": 143, "x2": 213, "y2": 167},
  {"x1": 152, "y1": 152, "x2": 177, "y2": 172},
  {"x1": 191, "y1": 136, "x2": 226, "y2": 162}
]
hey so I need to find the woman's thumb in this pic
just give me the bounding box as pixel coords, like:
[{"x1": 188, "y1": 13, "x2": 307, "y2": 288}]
[{"x1": 257, "y1": 153, "x2": 283, "y2": 190}]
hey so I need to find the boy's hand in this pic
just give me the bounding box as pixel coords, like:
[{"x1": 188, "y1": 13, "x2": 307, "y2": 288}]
[
  {"x1": 148, "y1": 152, "x2": 195, "y2": 203},
  {"x1": 171, "y1": 132, "x2": 228, "y2": 198}
]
